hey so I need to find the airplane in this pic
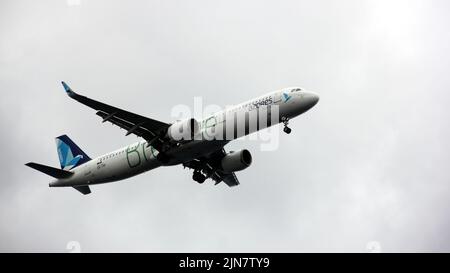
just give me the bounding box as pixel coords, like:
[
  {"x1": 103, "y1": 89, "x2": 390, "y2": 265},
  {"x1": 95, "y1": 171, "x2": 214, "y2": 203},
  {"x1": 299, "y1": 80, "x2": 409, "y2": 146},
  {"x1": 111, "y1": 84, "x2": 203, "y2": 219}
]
[{"x1": 26, "y1": 82, "x2": 319, "y2": 195}]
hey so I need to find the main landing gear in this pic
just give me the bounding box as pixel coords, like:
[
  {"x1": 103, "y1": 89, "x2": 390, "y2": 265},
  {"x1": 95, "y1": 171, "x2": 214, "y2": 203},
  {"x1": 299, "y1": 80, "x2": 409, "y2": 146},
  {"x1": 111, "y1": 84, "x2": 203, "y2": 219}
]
[
  {"x1": 192, "y1": 170, "x2": 206, "y2": 184},
  {"x1": 282, "y1": 117, "x2": 292, "y2": 134}
]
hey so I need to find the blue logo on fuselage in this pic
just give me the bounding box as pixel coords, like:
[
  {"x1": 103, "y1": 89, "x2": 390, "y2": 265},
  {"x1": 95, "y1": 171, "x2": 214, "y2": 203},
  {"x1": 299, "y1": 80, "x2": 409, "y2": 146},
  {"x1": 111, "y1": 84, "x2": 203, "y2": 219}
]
[{"x1": 282, "y1": 92, "x2": 292, "y2": 103}]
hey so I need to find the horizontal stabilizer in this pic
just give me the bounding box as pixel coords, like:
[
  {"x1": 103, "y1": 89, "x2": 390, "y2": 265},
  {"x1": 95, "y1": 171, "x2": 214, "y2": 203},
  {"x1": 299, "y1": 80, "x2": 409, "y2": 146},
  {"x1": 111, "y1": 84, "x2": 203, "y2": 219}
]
[
  {"x1": 73, "y1": 186, "x2": 91, "y2": 195},
  {"x1": 25, "y1": 162, "x2": 73, "y2": 179}
]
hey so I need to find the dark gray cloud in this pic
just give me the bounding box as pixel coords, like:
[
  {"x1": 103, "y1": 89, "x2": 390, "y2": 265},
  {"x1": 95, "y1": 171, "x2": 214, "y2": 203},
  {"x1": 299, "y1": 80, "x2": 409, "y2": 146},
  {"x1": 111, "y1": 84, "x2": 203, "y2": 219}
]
[{"x1": 1, "y1": 0, "x2": 449, "y2": 252}]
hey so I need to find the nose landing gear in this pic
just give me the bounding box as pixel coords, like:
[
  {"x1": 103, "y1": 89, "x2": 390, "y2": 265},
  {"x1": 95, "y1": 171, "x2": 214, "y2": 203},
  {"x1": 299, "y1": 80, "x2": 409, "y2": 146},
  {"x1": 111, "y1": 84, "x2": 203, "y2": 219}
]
[{"x1": 282, "y1": 117, "x2": 292, "y2": 134}]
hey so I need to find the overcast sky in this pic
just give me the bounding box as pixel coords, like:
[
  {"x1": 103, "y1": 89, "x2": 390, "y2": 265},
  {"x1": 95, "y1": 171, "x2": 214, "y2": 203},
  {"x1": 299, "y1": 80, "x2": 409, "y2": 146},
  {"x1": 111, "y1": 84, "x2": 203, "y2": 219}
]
[{"x1": 1, "y1": 0, "x2": 449, "y2": 252}]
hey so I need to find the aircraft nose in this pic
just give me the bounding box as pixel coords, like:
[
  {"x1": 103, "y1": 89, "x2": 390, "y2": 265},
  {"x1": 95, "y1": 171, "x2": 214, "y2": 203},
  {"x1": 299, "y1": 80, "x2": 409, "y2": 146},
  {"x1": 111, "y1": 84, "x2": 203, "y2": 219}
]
[{"x1": 304, "y1": 92, "x2": 319, "y2": 108}]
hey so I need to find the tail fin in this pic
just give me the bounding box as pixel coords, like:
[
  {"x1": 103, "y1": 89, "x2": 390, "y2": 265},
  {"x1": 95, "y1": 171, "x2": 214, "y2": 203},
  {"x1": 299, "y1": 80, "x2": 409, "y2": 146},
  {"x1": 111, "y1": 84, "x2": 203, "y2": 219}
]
[
  {"x1": 25, "y1": 162, "x2": 73, "y2": 179},
  {"x1": 55, "y1": 135, "x2": 91, "y2": 170}
]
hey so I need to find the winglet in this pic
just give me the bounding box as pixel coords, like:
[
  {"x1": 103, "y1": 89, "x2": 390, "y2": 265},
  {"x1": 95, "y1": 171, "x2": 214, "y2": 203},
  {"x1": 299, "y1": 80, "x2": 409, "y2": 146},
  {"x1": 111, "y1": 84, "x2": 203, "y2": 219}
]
[{"x1": 61, "y1": 81, "x2": 76, "y2": 97}]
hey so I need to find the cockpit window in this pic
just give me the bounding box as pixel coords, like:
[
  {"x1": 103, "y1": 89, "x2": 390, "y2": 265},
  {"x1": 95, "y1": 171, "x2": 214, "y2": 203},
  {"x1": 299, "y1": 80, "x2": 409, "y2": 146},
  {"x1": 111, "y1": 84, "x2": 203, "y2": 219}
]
[{"x1": 291, "y1": 88, "x2": 302, "y2": 92}]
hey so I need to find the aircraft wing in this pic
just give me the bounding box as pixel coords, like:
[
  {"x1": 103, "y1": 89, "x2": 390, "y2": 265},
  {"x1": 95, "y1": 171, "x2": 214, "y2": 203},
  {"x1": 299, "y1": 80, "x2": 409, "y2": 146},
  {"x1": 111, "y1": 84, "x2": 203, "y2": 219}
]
[
  {"x1": 183, "y1": 148, "x2": 240, "y2": 187},
  {"x1": 221, "y1": 172, "x2": 240, "y2": 187},
  {"x1": 61, "y1": 82, "x2": 170, "y2": 151}
]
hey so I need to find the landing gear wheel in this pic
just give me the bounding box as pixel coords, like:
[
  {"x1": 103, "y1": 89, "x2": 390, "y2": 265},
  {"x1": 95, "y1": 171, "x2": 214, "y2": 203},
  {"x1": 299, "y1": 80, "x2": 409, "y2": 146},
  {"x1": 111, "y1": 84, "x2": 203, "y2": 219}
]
[
  {"x1": 193, "y1": 171, "x2": 206, "y2": 184},
  {"x1": 281, "y1": 117, "x2": 292, "y2": 134}
]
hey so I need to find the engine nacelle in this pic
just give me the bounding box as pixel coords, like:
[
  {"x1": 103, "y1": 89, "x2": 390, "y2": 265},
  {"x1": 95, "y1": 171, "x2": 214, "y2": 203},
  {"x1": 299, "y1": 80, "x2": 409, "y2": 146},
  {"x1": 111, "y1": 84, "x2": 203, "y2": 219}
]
[
  {"x1": 166, "y1": 118, "x2": 200, "y2": 141},
  {"x1": 221, "y1": 149, "x2": 252, "y2": 173}
]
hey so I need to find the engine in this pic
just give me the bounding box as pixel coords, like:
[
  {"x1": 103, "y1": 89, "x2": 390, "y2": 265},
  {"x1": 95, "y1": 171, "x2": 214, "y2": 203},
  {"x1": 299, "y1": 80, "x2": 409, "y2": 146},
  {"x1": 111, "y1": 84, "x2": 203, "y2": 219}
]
[
  {"x1": 221, "y1": 149, "x2": 252, "y2": 173},
  {"x1": 166, "y1": 118, "x2": 200, "y2": 141}
]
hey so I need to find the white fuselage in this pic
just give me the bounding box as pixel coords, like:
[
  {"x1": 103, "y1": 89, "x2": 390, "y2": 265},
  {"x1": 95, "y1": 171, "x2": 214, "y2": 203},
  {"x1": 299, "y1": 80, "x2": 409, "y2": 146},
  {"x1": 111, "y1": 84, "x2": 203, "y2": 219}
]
[{"x1": 50, "y1": 87, "x2": 319, "y2": 187}]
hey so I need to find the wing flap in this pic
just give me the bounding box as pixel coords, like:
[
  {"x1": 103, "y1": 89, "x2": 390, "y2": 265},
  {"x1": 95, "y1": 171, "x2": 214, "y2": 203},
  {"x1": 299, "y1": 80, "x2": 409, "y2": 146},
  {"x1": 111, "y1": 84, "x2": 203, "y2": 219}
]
[{"x1": 96, "y1": 111, "x2": 156, "y2": 138}]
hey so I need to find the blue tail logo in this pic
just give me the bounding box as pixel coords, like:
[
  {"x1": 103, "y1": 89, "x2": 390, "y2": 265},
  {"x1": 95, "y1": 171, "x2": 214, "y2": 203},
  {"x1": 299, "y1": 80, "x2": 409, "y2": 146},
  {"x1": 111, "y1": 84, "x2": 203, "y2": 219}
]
[{"x1": 55, "y1": 135, "x2": 91, "y2": 170}]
